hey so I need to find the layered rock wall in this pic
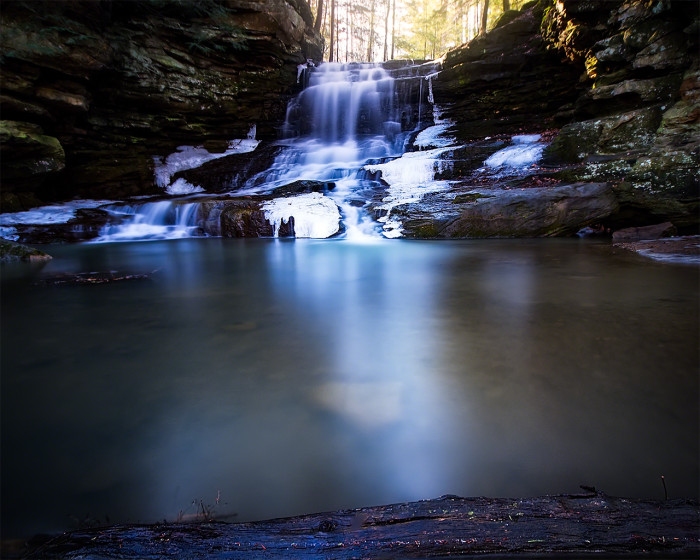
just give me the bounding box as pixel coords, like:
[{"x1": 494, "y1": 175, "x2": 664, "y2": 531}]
[
  {"x1": 0, "y1": 0, "x2": 322, "y2": 209},
  {"x1": 434, "y1": 0, "x2": 699, "y2": 232}
]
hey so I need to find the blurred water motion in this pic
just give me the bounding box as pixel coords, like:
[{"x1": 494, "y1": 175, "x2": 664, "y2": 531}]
[{"x1": 1, "y1": 238, "x2": 698, "y2": 539}]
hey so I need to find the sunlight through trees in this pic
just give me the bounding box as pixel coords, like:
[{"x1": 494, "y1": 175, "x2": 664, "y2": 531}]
[{"x1": 310, "y1": 0, "x2": 525, "y2": 62}]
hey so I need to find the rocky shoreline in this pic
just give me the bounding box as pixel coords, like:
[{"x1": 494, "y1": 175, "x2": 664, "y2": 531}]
[{"x1": 8, "y1": 493, "x2": 699, "y2": 559}]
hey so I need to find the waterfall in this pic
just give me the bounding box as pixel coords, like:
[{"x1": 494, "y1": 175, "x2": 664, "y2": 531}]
[
  {"x1": 249, "y1": 62, "x2": 437, "y2": 239},
  {"x1": 93, "y1": 60, "x2": 447, "y2": 242}
]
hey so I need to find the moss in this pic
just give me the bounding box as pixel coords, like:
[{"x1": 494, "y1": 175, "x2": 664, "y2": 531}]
[{"x1": 0, "y1": 239, "x2": 52, "y2": 262}]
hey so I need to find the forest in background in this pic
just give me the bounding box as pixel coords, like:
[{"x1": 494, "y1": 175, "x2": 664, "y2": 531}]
[{"x1": 309, "y1": 0, "x2": 527, "y2": 62}]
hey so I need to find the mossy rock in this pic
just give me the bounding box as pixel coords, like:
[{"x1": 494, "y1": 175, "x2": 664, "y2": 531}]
[
  {"x1": 542, "y1": 121, "x2": 603, "y2": 163},
  {"x1": 0, "y1": 120, "x2": 65, "y2": 180},
  {"x1": 0, "y1": 239, "x2": 52, "y2": 262}
]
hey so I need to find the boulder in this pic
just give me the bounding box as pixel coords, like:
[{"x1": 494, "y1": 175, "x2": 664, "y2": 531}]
[
  {"x1": 173, "y1": 144, "x2": 289, "y2": 193},
  {"x1": 197, "y1": 198, "x2": 294, "y2": 237},
  {"x1": 612, "y1": 222, "x2": 677, "y2": 242},
  {"x1": 0, "y1": 239, "x2": 52, "y2": 262},
  {"x1": 397, "y1": 183, "x2": 619, "y2": 238},
  {"x1": 0, "y1": 121, "x2": 65, "y2": 188}
]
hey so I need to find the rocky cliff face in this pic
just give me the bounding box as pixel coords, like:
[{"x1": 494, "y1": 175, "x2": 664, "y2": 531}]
[
  {"x1": 0, "y1": 0, "x2": 322, "y2": 209},
  {"x1": 433, "y1": 0, "x2": 699, "y2": 234}
]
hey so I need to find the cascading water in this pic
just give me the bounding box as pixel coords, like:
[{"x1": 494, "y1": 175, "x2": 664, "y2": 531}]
[
  {"x1": 95, "y1": 201, "x2": 201, "y2": 242},
  {"x1": 90, "y1": 60, "x2": 452, "y2": 242},
  {"x1": 248, "y1": 62, "x2": 432, "y2": 239}
]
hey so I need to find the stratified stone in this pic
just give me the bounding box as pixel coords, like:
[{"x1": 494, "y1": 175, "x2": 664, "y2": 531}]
[
  {"x1": 398, "y1": 183, "x2": 619, "y2": 238},
  {"x1": 612, "y1": 222, "x2": 677, "y2": 242}
]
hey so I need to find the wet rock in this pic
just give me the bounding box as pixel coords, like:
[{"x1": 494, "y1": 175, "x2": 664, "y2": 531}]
[
  {"x1": 0, "y1": 239, "x2": 52, "y2": 262},
  {"x1": 197, "y1": 198, "x2": 293, "y2": 238},
  {"x1": 399, "y1": 183, "x2": 619, "y2": 239},
  {"x1": 434, "y1": 4, "x2": 582, "y2": 140},
  {"x1": 614, "y1": 235, "x2": 700, "y2": 264},
  {"x1": 612, "y1": 221, "x2": 677, "y2": 242},
  {"x1": 270, "y1": 180, "x2": 335, "y2": 196},
  {"x1": 173, "y1": 144, "x2": 289, "y2": 193}
]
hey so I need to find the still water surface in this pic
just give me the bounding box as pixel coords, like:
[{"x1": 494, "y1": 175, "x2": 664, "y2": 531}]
[{"x1": 2, "y1": 238, "x2": 698, "y2": 538}]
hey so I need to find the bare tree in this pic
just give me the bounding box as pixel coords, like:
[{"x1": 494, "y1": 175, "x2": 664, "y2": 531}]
[
  {"x1": 314, "y1": 0, "x2": 324, "y2": 32},
  {"x1": 391, "y1": 0, "x2": 395, "y2": 59},
  {"x1": 383, "y1": 0, "x2": 391, "y2": 61},
  {"x1": 480, "y1": 0, "x2": 489, "y2": 34},
  {"x1": 329, "y1": 0, "x2": 335, "y2": 61},
  {"x1": 367, "y1": 0, "x2": 376, "y2": 61}
]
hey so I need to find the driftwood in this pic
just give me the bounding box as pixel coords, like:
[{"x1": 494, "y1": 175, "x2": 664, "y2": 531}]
[{"x1": 19, "y1": 493, "x2": 700, "y2": 559}]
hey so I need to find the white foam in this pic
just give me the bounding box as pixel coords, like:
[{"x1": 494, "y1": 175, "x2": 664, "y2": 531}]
[
  {"x1": 485, "y1": 134, "x2": 544, "y2": 168},
  {"x1": 0, "y1": 199, "x2": 114, "y2": 226},
  {"x1": 262, "y1": 193, "x2": 341, "y2": 238}
]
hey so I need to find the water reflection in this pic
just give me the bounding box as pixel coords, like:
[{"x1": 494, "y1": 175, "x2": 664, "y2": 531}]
[{"x1": 1, "y1": 239, "x2": 698, "y2": 539}]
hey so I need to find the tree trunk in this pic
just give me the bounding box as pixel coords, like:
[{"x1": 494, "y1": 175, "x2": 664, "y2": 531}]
[
  {"x1": 345, "y1": 0, "x2": 349, "y2": 62},
  {"x1": 314, "y1": 0, "x2": 323, "y2": 32},
  {"x1": 383, "y1": 0, "x2": 390, "y2": 61},
  {"x1": 390, "y1": 0, "x2": 395, "y2": 59},
  {"x1": 481, "y1": 0, "x2": 489, "y2": 34},
  {"x1": 367, "y1": 0, "x2": 375, "y2": 62},
  {"x1": 329, "y1": 0, "x2": 335, "y2": 62},
  {"x1": 503, "y1": 0, "x2": 510, "y2": 10}
]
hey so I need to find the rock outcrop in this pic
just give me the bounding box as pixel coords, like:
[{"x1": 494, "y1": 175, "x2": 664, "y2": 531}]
[
  {"x1": 0, "y1": 0, "x2": 322, "y2": 208},
  {"x1": 429, "y1": 0, "x2": 699, "y2": 237},
  {"x1": 394, "y1": 182, "x2": 619, "y2": 238},
  {"x1": 539, "y1": 0, "x2": 699, "y2": 231}
]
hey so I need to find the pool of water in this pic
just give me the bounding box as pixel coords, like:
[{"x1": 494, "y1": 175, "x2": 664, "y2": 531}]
[{"x1": 2, "y1": 238, "x2": 698, "y2": 538}]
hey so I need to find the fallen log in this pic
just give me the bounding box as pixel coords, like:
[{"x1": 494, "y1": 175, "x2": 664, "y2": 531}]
[{"x1": 18, "y1": 493, "x2": 700, "y2": 559}]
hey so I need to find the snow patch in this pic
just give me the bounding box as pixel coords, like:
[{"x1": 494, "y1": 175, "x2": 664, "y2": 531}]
[
  {"x1": 485, "y1": 134, "x2": 544, "y2": 168},
  {"x1": 262, "y1": 193, "x2": 341, "y2": 239},
  {"x1": 154, "y1": 133, "x2": 259, "y2": 190},
  {"x1": 0, "y1": 199, "x2": 114, "y2": 226},
  {"x1": 414, "y1": 122, "x2": 455, "y2": 149},
  {"x1": 364, "y1": 146, "x2": 455, "y2": 238},
  {"x1": 166, "y1": 178, "x2": 204, "y2": 195}
]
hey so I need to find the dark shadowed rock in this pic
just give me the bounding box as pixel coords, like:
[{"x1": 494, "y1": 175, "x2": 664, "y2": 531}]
[
  {"x1": 612, "y1": 221, "x2": 677, "y2": 242},
  {"x1": 173, "y1": 144, "x2": 289, "y2": 193},
  {"x1": 0, "y1": 0, "x2": 322, "y2": 202},
  {"x1": 270, "y1": 180, "x2": 335, "y2": 196}
]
